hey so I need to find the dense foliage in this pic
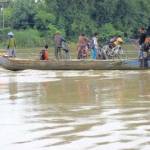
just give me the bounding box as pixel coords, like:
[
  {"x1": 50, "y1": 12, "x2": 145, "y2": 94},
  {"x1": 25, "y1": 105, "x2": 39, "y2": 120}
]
[{"x1": 0, "y1": 0, "x2": 150, "y2": 47}]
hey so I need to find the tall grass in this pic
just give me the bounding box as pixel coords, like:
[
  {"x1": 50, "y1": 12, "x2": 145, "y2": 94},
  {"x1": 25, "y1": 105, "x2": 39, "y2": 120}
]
[{"x1": 15, "y1": 29, "x2": 45, "y2": 48}]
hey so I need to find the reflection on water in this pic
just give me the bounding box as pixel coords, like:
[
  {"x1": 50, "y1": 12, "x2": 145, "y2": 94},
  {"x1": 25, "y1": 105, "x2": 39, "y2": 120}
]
[{"x1": 0, "y1": 68, "x2": 150, "y2": 150}]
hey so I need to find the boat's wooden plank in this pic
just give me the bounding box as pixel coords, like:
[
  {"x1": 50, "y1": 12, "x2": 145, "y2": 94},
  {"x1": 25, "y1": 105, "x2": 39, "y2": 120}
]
[{"x1": 0, "y1": 56, "x2": 149, "y2": 71}]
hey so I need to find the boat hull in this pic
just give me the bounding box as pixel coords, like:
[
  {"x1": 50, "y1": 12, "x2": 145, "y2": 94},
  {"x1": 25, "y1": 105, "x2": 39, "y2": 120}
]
[{"x1": 0, "y1": 56, "x2": 150, "y2": 71}]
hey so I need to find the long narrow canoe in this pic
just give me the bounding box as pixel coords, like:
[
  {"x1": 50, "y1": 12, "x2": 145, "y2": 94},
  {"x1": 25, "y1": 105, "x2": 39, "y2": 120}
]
[{"x1": 0, "y1": 56, "x2": 150, "y2": 71}]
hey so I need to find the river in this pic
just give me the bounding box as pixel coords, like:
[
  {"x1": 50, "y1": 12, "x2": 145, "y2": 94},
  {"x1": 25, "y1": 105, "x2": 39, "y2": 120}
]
[{"x1": 0, "y1": 68, "x2": 150, "y2": 150}]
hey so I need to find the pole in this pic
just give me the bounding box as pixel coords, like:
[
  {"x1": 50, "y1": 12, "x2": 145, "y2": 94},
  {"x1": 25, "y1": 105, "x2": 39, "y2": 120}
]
[{"x1": 2, "y1": 4, "x2": 4, "y2": 29}]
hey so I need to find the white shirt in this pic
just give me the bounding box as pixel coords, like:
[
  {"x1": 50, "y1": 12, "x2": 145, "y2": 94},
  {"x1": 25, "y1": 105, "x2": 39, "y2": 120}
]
[{"x1": 92, "y1": 37, "x2": 99, "y2": 49}]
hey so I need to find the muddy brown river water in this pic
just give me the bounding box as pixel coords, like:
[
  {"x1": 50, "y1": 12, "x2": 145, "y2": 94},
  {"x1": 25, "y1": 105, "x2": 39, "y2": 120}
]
[{"x1": 0, "y1": 68, "x2": 150, "y2": 150}]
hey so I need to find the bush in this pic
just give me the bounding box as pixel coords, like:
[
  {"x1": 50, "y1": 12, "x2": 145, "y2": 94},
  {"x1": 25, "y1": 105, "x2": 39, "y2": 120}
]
[
  {"x1": 0, "y1": 28, "x2": 11, "y2": 40},
  {"x1": 14, "y1": 29, "x2": 44, "y2": 48},
  {"x1": 99, "y1": 23, "x2": 124, "y2": 43},
  {"x1": 0, "y1": 28, "x2": 12, "y2": 48},
  {"x1": 48, "y1": 24, "x2": 65, "y2": 38}
]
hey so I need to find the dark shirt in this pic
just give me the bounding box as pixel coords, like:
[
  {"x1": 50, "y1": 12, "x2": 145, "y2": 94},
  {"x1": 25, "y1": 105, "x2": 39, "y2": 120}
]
[{"x1": 139, "y1": 32, "x2": 147, "y2": 45}]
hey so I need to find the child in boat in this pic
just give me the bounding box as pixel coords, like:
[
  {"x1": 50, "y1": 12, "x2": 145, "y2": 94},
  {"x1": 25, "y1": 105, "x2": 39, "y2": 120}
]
[{"x1": 40, "y1": 45, "x2": 49, "y2": 60}]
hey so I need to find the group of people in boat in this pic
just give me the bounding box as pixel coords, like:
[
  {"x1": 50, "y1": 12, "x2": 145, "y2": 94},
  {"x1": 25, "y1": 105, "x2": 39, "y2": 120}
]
[
  {"x1": 53, "y1": 31, "x2": 124, "y2": 60},
  {"x1": 4, "y1": 31, "x2": 124, "y2": 60},
  {"x1": 5, "y1": 28, "x2": 150, "y2": 64},
  {"x1": 77, "y1": 33, "x2": 124, "y2": 60},
  {"x1": 43, "y1": 28, "x2": 150, "y2": 62}
]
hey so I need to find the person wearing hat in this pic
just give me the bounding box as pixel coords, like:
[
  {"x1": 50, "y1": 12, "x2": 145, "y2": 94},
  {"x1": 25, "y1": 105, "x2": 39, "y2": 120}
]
[
  {"x1": 54, "y1": 32, "x2": 65, "y2": 59},
  {"x1": 7, "y1": 32, "x2": 16, "y2": 57},
  {"x1": 138, "y1": 27, "x2": 147, "y2": 67}
]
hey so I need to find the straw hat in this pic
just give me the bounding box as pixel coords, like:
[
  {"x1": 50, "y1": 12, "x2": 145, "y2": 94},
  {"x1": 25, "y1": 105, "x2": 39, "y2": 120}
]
[{"x1": 55, "y1": 31, "x2": 61, "y2": 35}]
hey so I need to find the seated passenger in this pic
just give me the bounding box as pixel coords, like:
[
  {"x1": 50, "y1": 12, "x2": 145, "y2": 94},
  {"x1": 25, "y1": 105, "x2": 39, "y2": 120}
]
[
  {"x1": 144, "y1": 37, "x2": 150, "y2": 46},
  {"x1": 114, "y1": 36, "x2": 124, "y2": 46},
  {"x1": 108, "y1": 36, "x2": 123, "y2": 50},
  {"x1": 40, "y1": 45, "x2": 49, "y2": 60},
  {"x1": 142, "y1": 37, "x2": 150, "y2": 54}
]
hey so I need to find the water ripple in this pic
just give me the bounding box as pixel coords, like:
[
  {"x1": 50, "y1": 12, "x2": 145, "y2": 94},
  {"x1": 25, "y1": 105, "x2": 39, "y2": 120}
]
[{"x1": 0, "y1": 69, "x2": 150, "y2": 150}]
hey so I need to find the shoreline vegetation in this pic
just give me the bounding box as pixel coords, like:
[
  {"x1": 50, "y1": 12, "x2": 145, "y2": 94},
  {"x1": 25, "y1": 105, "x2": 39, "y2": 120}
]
[{"x1": 0, "y1": 0, "x2": 150, "y2": 47}]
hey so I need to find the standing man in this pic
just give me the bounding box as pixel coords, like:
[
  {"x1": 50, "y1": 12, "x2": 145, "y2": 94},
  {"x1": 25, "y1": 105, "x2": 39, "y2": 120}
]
[
  {"x1": 138, "y1": 28, "x2": 147, "y2": 67},
  {"x1": 138, "y1": 28, "x2": 147, "y2": 59},
  {"x1": 7, "y1": 32, "x2": 16, "y2": 57},
  {"x1": 54, "y1": 32, "x2": 65, "y2": 59}
]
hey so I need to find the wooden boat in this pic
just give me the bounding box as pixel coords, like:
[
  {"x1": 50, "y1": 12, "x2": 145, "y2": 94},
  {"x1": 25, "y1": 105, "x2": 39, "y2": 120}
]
[{"x1": 0, "y1": 56, "x2": 150, "y2": 71}]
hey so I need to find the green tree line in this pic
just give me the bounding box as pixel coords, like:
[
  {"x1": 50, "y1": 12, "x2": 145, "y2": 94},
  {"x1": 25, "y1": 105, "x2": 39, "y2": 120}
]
[{"x1": 0, "y1": 0, "x2": 150, "y2": 47}]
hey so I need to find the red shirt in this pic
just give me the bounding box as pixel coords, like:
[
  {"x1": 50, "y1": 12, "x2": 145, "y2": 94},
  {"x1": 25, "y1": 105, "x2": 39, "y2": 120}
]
[{"x1": 44, "y1": 50, "x2": 48, "y2": 60}]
